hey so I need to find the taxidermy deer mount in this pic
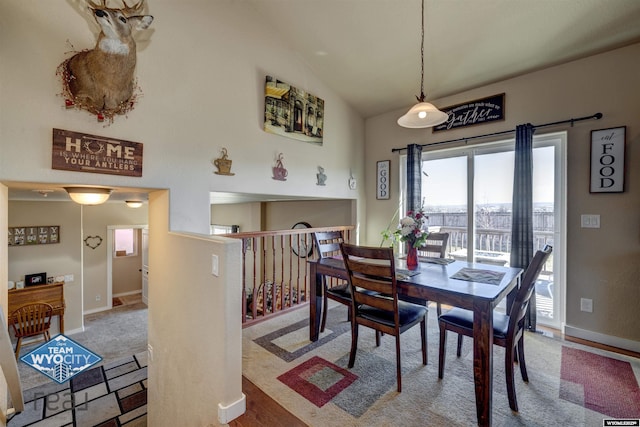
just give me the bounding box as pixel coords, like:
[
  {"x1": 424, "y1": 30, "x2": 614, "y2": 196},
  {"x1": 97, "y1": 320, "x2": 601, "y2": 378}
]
[{"x1": 58, "y1": 0, "x2": 153, "y2": 122}]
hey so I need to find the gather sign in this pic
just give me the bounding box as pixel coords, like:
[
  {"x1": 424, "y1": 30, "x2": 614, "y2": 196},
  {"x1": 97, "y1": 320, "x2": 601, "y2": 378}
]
[{"x1": 51, "y1": 128, "x2": 143, "y2": 177}]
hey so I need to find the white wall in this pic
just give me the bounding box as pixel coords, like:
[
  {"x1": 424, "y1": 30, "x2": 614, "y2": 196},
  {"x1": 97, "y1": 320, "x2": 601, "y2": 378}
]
[
  {"x1": 364, "y1": 43, "x2": 640, "y2": 350},
  {"x1": 0, "y1": 1, "x2": 365, "y2": 425},
  {"x1": 148, "y1": 191, "x2": 243, "y2": 426}
]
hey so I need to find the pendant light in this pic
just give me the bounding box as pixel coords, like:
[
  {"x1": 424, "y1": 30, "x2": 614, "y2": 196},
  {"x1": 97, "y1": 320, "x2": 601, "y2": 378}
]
[{"x1": 397, "y1": 0, "x2": 448, "y2": 128}]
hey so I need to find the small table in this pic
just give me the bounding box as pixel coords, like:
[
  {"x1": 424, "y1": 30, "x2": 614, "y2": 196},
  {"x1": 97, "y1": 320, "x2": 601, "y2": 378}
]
[{"x1": 308, "y1": 257, "x2": 522, "y2": 427}]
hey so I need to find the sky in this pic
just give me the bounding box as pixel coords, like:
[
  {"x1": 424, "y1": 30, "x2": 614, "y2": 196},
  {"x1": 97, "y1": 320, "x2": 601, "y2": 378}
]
[{"x1": 422, "y1": 146, "x2": 555, "y2": 207}]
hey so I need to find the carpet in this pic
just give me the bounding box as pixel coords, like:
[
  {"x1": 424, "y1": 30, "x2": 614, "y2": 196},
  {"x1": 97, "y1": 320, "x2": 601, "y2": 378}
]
[
  {"x1": 8, "y1": 352, "x2": 147, "y2": 427},
  {"x1": 243, "y1": 303, "x2": 640, "y2": 426}
]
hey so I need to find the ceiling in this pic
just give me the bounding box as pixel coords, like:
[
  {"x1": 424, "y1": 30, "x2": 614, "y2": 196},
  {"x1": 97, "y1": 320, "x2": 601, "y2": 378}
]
[
  {"x1": 7, "y1": 0, "x2": 640, "y2": 204},
  {"x1": 247, "y1": 0, "x2": 640, "y2": 118}
]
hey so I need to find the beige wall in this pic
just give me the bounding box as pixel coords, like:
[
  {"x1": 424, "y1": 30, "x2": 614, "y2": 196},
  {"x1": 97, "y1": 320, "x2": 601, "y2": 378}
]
[
  {"x1": 82, "y1": 204, "x2": 148, "y2": 312},
  {"x1": 148, "y1": 191, "x2": 243, "y2": 426},
  {"x1": 0, "y1": 185, "x2": 7, "y2": 425},
  {"x1": 211, "y1": 202, "x2": 262, "y2": 233},
  {"x1": 365, "y1": 43, "x2": 640, "y2": 350},
  {"x1": 211, "y1": 199, "x2": 355, "y2": 234},
  {"x1": 112, "y1": 230, "x2": 143, "y2": 296},
  {"x1": 7, "y1": 201, "x2": 82, "y2": 333}
]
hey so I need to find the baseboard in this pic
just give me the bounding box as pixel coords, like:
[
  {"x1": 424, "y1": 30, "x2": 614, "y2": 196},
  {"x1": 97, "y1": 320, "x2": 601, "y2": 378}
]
[
  {"x1": 113, "y1": 290, "x2": 142, "y2": 298},
  {"x1": 64, "y1": 326, "x2": 85, "y2": 336},
  {"x1": 564, "y1": 324, "x2": 640, "y2": 353},
  {"x1": 218, "y1": 393, "x2": 246, "y2": 424},
  {"x1": 83, "y1": 305, "x2": 111, "y2": 315}
]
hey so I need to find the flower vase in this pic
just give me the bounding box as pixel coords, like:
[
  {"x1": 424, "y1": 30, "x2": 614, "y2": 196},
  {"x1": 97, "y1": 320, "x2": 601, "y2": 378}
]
[{"x1": 406, "y1": 244, "x2": 418, "y2": 270}]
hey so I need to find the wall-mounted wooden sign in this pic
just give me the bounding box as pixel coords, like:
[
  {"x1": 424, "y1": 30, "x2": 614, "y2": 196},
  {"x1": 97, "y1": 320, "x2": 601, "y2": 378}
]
[
  {"x1": 52, "y1": 128, "x2": 143, "y2": 177},
  {"x1": 432, "y1": 93, "x2": 505, "y2": 133},
  {"x1": 9, "y1": 226, "x2": 60, "y2": 246}
]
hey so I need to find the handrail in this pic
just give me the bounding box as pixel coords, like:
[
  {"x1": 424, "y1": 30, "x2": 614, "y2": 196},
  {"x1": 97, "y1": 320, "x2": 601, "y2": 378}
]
[
  {"x1": 0, "y1": 305, "x2": 24, "y2": 415},
  {"x1": 221, "y1": 225, "x2": 355, "y2": 326}
]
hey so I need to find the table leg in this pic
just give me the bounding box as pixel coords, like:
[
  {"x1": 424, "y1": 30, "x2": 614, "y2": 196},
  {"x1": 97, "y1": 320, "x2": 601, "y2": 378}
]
[
  {"x1": 473, "y1": 301, "x2": 494, "y2": 426},
  {"x1": 309, "y1": 263, "x2": 322, "y2": 342}
]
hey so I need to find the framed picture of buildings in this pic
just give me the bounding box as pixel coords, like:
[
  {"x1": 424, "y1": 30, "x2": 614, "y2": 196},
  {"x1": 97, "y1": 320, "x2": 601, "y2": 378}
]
[
  {"x1": 263, "y1": 75, "x2": 324, "y2": 146},
  {"x1": 8, "y1": 226, "x2": 60, "y2": 246}
]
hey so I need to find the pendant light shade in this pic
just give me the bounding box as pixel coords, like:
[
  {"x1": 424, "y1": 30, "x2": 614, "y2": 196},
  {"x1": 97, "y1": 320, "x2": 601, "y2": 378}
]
[
  {"x1": 398, "y1": 0, "x2": 448, "y2": 129},
  {"x1": 64, "y1": 187, "x2": 112, "y2": 205},
  {"x1": 397, "y1": 101, "x2": 449, "y2": 128}
]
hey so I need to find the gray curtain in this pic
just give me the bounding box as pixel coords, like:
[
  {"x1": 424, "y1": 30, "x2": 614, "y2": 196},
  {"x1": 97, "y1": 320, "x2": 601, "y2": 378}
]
[
  {"x1": 406, "y1": 143, "x2": 423, "y2": 213},
  {"x1": 510, "y1": 124, "x2": 536, "y2": 329}
]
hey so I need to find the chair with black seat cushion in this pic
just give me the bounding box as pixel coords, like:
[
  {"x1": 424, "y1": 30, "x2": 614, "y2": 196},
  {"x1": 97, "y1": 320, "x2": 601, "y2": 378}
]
[
  {"x1": 417, "y1": 232, "x2": 450, "y2": 315},
  {"x1": 340, "y1": 243, "x2": 428, "y2": 392},
  {"x1": 9, "y1": 302, "x2": 54, "y2": 360},
  {"x1": 437, "y1": 245, "x2": 552, "y2": 411},
  {"x1": 313, "y1": 230, "x2": 350, "y2": 332}
]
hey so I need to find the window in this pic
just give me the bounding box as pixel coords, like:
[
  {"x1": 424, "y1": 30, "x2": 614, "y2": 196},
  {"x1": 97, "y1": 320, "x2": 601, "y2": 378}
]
[
  {"x1": 400, "y1": 132, "x2": 566, "y2": 328},
  {"x1": 114, "y1": 228, "x2": 138, "y2": 257}
]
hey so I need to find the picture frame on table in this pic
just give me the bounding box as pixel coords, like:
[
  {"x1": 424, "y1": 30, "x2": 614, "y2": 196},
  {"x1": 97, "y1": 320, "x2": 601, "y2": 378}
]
[
  {"x1": 590, "y1": 126, "x2": 625, "y2": 193},
  {"x1": 376, "y1": 160, "x2": 390, "y2": 200}
]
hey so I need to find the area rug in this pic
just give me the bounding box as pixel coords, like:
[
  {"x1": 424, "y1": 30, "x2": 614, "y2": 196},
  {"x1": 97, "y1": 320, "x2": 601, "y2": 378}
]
[{"x1": 243, "y1": 304, "x2": 640, "y2": 426}]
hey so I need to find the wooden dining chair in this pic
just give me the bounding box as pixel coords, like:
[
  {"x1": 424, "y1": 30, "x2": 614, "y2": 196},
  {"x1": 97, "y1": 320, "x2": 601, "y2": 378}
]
[
  {"x1": 417, "y1": 232, "x2": 450, "y2": 315},
  {"x1": 437, "y1": 245, "x2": 552, "y2": 411},
  {"x1": 9, "y1": 302, "x2": 54, "y2": 359},
  {"x1": 313, "y1": 230, "x2": 350, "y2": 332},
  {"x1": 340, "y1": 243, "x2": 428, "y2": 392}
]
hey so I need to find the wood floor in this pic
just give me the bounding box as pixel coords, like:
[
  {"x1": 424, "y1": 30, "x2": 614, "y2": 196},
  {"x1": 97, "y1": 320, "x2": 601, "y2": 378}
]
[
  {"x1": 228, "y1": 376, "x2": 307, "y2": 427},
  {"x1": 231, "y1": 325, "x2": 638, "y2": 427}
]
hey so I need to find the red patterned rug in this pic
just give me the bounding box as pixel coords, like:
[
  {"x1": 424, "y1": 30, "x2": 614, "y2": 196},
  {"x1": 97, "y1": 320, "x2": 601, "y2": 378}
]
[
  {"x1": 560, "y1": 346, "x2": 640, "y2": 418},
  {"x1": 277, "y1": 355, "x2": 358, "y2": 407}
]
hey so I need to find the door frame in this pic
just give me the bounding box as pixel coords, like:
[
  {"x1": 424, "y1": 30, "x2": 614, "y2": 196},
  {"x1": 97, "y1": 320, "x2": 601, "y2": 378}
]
[{"x1": 106, "y1": 224, "x2": 148, "y2": 309}]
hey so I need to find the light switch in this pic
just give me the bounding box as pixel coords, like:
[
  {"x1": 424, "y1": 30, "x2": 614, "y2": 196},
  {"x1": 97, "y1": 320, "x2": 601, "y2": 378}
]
[
  {"x1": 581, "y1": 214, "x2": 600, "y2": 228},
  {"x1": 211, "y1": 254, "x2": 219, "y2": 276}
]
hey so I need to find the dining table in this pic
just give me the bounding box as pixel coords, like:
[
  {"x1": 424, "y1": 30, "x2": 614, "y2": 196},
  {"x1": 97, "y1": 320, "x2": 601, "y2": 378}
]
[{"x1": 308, "y1": 255, "x2": 523, "y2": 427}]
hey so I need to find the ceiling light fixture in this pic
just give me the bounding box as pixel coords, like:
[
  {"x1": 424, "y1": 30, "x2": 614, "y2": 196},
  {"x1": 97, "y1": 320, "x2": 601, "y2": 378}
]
[
  {"x1": 397, "y1": 0, "x2": 448, "y2": 128},
  {"x1": 125, "y1": 200, "x2": 143, "y2": 208},
  {"x1": 64, "y1": 187, "x2": 112, "y2": 205}
]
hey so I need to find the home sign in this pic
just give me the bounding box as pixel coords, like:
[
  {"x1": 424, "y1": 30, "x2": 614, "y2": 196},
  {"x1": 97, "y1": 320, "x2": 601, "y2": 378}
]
[{"x1": 52, "y1": 128, "x2": 143, "y2": 177}]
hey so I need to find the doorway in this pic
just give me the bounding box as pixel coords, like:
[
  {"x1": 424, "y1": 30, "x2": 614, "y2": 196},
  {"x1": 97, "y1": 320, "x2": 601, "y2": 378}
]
[
  {"x1": 107, "y1": 225, "x2": 148, "y2": 308},
  {"x1": 401, "y1": 132, "x2": 566, "y2": 329}
]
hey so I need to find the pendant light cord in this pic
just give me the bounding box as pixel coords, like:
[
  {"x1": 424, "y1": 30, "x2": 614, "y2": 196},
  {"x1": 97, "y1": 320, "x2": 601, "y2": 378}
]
[{"x1": 418, "y1": 0, "x2": 426, "y2": 102}]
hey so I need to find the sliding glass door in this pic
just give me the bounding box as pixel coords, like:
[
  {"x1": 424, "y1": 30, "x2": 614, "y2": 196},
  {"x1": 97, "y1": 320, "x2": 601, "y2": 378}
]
[{"x1": 404, "y1": 132, "x2": 565, "y2": 328}]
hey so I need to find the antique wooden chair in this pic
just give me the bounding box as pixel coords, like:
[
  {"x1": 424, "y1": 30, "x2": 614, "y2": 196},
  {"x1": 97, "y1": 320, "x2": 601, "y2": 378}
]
[
  {"x1": 9, "y1": 302, "x2": 54, "y2": 359},
  {"x1": 340, "y1": 243, "x2": 428, "y2": 392},
  {"x1": 437, "y1": 245, "x2": 552, "y2": 411}
]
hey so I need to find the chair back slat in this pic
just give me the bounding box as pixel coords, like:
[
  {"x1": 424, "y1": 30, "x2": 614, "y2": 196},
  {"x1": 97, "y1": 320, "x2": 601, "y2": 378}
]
[
  {"x1": 314, "y1": 230, "x2": 344, "y2": 259},
  {"x1": 418, "y1": 232, "x2": 449, "y2": 258},
  {"x1": 340, "y1": 243, "x2": 398, "y2": 317},
  {"x1": 508, "y1": 245, "x2": 553, "y2": 333},
  {"x1": 11, "y1": 303, "x2": 54, "y2": 338}
]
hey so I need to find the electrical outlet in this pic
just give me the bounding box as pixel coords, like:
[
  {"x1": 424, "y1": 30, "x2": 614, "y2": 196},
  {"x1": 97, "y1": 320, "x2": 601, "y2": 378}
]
[
  {"x1": 96, "y1": 294, "x2": 101, "y2": 302},
  {"x1": 64, "y1": 274, "x2": 74, "y2": 282},
  {"x1": 580, "y1": 298, "x2": 593, "y2": 312}
]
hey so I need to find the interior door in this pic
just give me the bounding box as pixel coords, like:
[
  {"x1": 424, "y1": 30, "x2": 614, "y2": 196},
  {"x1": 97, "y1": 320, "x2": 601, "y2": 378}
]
[{"x1": 142, "y1": 228, "x2": 149, "y2": 305}]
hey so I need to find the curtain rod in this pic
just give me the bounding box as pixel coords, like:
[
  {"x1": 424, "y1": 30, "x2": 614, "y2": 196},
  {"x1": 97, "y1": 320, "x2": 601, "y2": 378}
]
[{"x1": 391, "y1": 112, "x2": 603, "y2": 153}]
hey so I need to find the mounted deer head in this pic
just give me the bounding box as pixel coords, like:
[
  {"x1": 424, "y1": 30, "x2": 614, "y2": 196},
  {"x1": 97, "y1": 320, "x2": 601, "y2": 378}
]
[{"x1": 59, "y1": 0, "x2": 153, "y2": 121}]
